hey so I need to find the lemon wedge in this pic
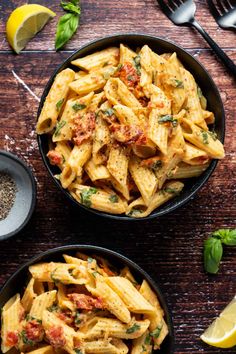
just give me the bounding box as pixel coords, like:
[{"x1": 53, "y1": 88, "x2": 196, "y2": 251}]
[
  {"x1": 6, "y1": 4, "x2": 56, "y2": 53},
  {"x1": 201, "y1": 296, "x2": 236, "y2": 348}
]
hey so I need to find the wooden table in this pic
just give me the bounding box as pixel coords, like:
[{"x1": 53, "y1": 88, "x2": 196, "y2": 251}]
[{"x1": 0, "y1": 0, "x2": 236, "y2": 353}]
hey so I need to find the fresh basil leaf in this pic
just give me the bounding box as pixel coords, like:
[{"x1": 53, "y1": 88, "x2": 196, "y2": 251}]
[
  {"x1": 56, "y1": 98, "x2": 64, "y2": 111},
  {"x1": 126, "y1": 323, "x2": 141, "y2": 334},
  {"x1": 55, "y1": 13, "x2": 79, "y2": 50},
  {"x1": 213, "y1": 229, "x2": 236, "y2": 246},
  {"x1": 204, "y1": 237, "x2": 223, "y2": 274},
  {"x1": 54, "y1": 120, "x2": 66, "y2": 137},
  {"x1": 80, "y1": 187, "x2": 98, "y2": 208},
  {"x1": 61, "y1": 1, "x2": 80, "y2": 14},
  {"x1": 72, "y1": 103, "x2": 86, "y2": 111},
  {"x1": 109, "y1": 194, "x2": 118, "y2": 203}
]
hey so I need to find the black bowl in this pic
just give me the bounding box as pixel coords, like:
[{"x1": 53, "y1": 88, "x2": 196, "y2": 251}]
[
  {"x1": 0, "y1": 245, "x2": 174, "y2": 353},
  {"x1": 37, "y1": 33, "x2": 225, "y2": 221}
]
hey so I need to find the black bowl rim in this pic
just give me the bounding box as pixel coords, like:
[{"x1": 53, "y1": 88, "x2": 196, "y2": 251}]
[
  {"x1": 0, "y1": 150, "x2": 37, "y2": 240},
  {"x1": 0, "y1": 244, "x2": 175, "y2": 353},
  {"x1": 37, "y1": 33, "x2": 225, "y2": 221}
]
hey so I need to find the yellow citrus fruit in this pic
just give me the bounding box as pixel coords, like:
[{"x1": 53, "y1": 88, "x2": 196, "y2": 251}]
[
  {"x1": 200, "y1": 296, "x2": 236, "y2": 348},
  {"x1": 6, "y1": 4, "x2": 56, "y2": 53}
]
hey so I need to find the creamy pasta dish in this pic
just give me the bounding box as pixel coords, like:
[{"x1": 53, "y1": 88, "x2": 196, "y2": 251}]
[
  {"x1": 1, "y1": 253, "x2": 168, "y2": 353},
  {"x1": 36, "y1": 44, "x2": 225, "y2": 217}
]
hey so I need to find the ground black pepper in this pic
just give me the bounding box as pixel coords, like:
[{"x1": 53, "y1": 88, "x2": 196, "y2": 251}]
[{"x1": 0, "y1": 171, "x2": 17, "y2": 221}]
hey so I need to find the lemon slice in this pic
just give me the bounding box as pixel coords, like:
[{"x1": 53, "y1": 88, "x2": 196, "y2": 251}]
[
  {"x1": 201, "y1": 296, "x2": 236, "y2": 348},
  {"x1": 6, "y1": 4, "x2": 56, "y2": 53}
]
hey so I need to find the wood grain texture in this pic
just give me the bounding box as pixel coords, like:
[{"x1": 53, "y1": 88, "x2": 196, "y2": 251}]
[{"x1": 0, "y1": 0, "x2": 236, "y2": 353}]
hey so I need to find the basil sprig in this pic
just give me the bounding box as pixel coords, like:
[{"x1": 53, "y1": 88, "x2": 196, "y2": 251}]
[
  {"x1": 55, "y1": 0, "x2": 81, "y2": 50},
  {"x1": 204, "y1": 229, "x2": 236, "y2": 274}
]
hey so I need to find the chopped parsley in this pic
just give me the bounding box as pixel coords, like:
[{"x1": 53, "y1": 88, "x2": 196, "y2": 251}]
[
  {"x1": 201, "y1": 131, "x2": 209, "y2": 144},
  {"x1": 54, "y1": 174, "x2": 61, "y2": 180},
  {"x1": 50, "y1": 269, "x2": 60, "y2": 284},
  {"x1": 127, "y1": 75, "x2": 134, "y2": 81},
  {"x1": 103, "y1": 61, "x2": 109, "y2": 67},
  {"x1": 133, "y1": 55, "x2": 141, "y2": 75},
  {"x1": 80, "y1": 187, "x2": 98, "y2": 208},
  {"x1": 74, "y1": 311, "x2": 81, "y2": 325},
  {"x1": 145, "y1": 333, "x2": 152, "y2": 345},
  {"x1": 109, "y1": 194, "x2": 119, "y2": 203},
  {"x1": 74, "y1": 349, "x2": 82, "y2": 354},
  {"x1": 126, "y1": 323, "x2": 141, "y2": 334},
  {"x1": 54, "y1": 120, "x2": 66, "y2": 137},
  {"x1": 92, "y1": 271, "x2": 102, "y2": 278},
  {"x1": 87, "y1": 257, "x2": 94, "y2": 263},
  {"x1": 72, "y1": 103, "x2": 86, "y2": 111},
  {"x1": 56, "y1": 98, "x2": 64, "y2": 111},
  {"x1": 104, "y1": 108, "x2": 114, "y2": 117},
  {"x1": 208, "y1": 130, "x2": 218, "y2": 141},
  {"x1": 47, "y1": 303, "x2": 59, "y2": 312},
  {"x1": 116, "y1": 63, "x2": 123, "y2": 72},
  {"x1": 174, "y1": 79, "x2": 184, "y2": 88},
  {"x1": 163, "y1": 187, "x2": 178, "y2": 194},
  {"x1": 151, "y1": 160, "x2": 162, "y2": 171},
  {"x1": 128, "y1": 208, "x2": 142, "y2": 217},
  {"x1": 142, "y1": 345, "x2": 147, "y2": 352},
  {"x1": 25, "y1": 315, "x2": 42, "y2": 323},
  {"x1": 150, "y1": 324, "x2": 163, "y2": 338},
  {"x1": 20, "y1": 330, "x2": 34, "y2": 346},
  {"x1": 158, "y1": 115, "x2": 178, "y2": 127}
]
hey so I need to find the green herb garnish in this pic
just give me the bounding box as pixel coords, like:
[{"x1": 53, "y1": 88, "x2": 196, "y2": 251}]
[
  {"x1": 56, "y1": 98, "x2": 64, "y2": 111},
  {"x1": 133, "y1": 55, "x2": 141, "y2": 75},
  {"x1": 145, "y1": 333, "x2": 152, "y2": 345},
  {"x1": 104, "y1": 108, "x2": 114, "y2": 117},
  {"x1": 158, "y1": 115, "x2": 178, "y2": 127},
  {"x1": 208, "y1": 131, "x2": 218, "y2": 141},
  {"x1": 55, "y1": 1, "x2": 81, "y2": 50},
  {"x1": 72, "y1": 103, "x2": 86, "y2": 111},
  {"x1": 25, "y1": 315, "x2": 42, "y2": 323},
  {"x1": 74, "y1": 349, "x2": 82, "y2": 354},
  {"x1": 126, "y1": 323, "x2": 141, "y2": 334},
  {"x1": 142, "y1": 345, "x2": 147, "y2": 352},
  {"x1": 150, "y1": 324, "x2": 163, "y2": 338},
  {"x1": 127, "y1": 75, "x2": 134, "y2": 81},
  {"x1": 47, "y1": 304, "x2": 59, "y2": 312},
  {"x1": 80, "y1": 187, "x2": 98, "y2": 208},
  {"x1": 201, "y1": 131, "x2": 209, "y2": 144},
  {"x1": 54, "y1": 120, "x2": 66, "y2": 137},
  {"x1": 50, "y1": 269, "x2": 60, "y2": 284},
  {"x1": 151, "y1": 160, "x2": 162, "y2": 171},
  {"x1": 74, "y1": 311, "x2": 81, "y2": 325},
  {"x1": 20, "y1": 330, "x2": 34, "y2": 346},
  {"x1": 109, "y1": 194, "x2": 119, "y2": 203},
  {"x1": 87, "y1": 257, "x2": 94, "y2": 263},
  {"x1": 163, "y1": 187, "x2": 178, "y2": 194},
  {"x1": 204, "y1": 229, "x2": 236, "y2": 274},
  {"x1": 174, "y1": 79, "x2": 184, "y2": 88}
]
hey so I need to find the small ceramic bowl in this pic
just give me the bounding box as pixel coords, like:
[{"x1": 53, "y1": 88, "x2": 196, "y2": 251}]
[
  {"x1": 0, "y1": 150, "x2": 36, "y2": 240},
  {"x1": 0, "y1": 245, "x2": 175, "y2": 353}
]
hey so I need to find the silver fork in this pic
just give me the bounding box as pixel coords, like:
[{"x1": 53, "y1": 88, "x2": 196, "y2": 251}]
[
  {"x1": 208, "y1": 0, "x2": 236, "y2": 30},
  {"x1": 157, "y1": 0, "x2": 236, "y2": 77}
]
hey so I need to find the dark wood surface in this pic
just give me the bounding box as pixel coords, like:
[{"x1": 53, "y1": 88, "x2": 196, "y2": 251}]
[{"x1": 0, "y1": 1, "x2": 236, "y2": 353}]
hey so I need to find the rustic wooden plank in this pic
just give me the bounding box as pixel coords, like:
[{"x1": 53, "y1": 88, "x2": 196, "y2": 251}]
[
  {"x1": 0, "y1": 48, "x2": 236, "y2": 354},
  {"x1": 1, "y1": 0, "x2": 236, "y2": 52}
]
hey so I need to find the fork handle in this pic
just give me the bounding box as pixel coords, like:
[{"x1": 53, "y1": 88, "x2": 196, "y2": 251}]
[{"x1": 191, "y1": 19, "x2": 236, "y2": 77}]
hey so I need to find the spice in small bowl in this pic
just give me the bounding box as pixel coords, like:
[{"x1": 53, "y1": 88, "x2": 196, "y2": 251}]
[{"x1": 0, "y1": 171, "x2": 17, "y2": 221}]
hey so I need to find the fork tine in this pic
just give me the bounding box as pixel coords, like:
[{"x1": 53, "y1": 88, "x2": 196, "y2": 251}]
[
  {"x1": 207, "y1": 0, "x2": 221, "y2": 19},
  {"x1": 216, "y1": 0, "x2": 226, "y2": 14},
  {"x1": 167, "y1": 0, "x2": 177, "y2": 10},
  {"x1": 157, "y1": 0, "x2": 173, "y2": 15},
  {"x1": 224, "y1": 0, "x2": 233, "y2": 8}
]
